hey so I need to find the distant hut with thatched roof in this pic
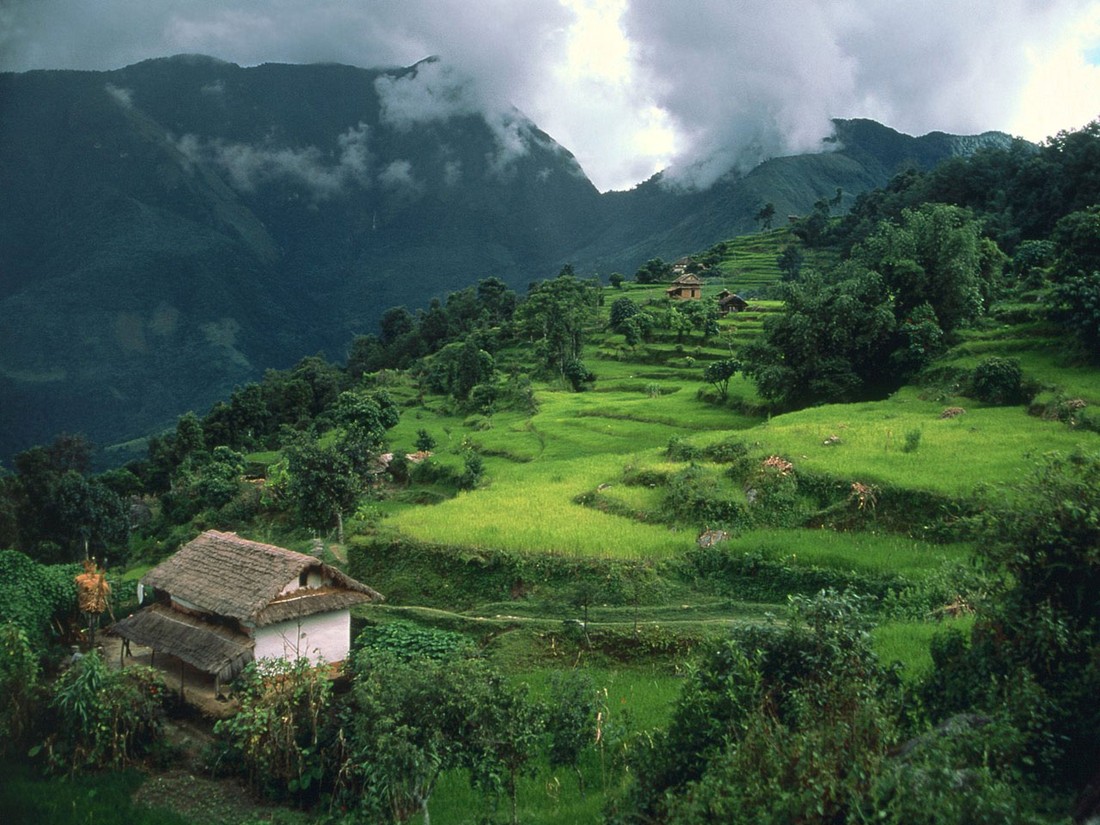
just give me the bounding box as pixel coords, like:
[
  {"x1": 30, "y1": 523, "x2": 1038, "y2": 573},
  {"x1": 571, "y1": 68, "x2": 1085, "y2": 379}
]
[
  {"x1": 112, "y1": 531, "x2": 382, "y2": 690},
  {"x1": 666, "y1": 273, "x2": 703, "y2": 300},
  {"x1": 717, "y1": 289, "x2": 748, "y2": 314}
]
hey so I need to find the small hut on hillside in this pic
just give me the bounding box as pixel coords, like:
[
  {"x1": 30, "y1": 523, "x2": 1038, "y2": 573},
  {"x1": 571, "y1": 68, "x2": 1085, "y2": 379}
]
[
  {"x1": 717, "y1": 289, "x2": 749, "y2": 314},
  {"x1": 666, "y1": 273, "x2": 703, "y2": 300},
  {"x1": 112, "y1": 531, "x2": 382, "y2": 690}
]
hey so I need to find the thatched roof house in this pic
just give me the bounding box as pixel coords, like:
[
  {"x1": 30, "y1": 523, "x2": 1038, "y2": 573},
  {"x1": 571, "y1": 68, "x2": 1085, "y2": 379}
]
[
  {"x1": 717, "y1": 289, "x2": 748, "y2": 314},
  {"x1": 113, "y1": 531, "x2": 382, "y2": 686},
  {"x1": 666, "y1": 273, "x2": 703, "y2": 300}
]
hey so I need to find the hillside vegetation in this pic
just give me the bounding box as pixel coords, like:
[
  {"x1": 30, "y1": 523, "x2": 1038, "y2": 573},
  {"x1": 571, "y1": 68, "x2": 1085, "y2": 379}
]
[{"x1": 2, "y1": 120, "x2": 1100, "y2": 824}]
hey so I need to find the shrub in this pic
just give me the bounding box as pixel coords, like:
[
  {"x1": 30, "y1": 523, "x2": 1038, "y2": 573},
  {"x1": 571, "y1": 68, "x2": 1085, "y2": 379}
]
[
  {"x1": 460, "y1": 452, "x2": 484, "y2": 490},
  {"x1": 213, "y1": 658, "x2": 333, "y2": 802},
  {"x1": 46, "y1": 652, "x2": 167, "y2": 772},
  {"x1": 609, "y1": 297, "x2": 638, "y2": 330},
  {"x1": 970, "y1": 357, "x2": 1024, "y2": 405},
  {"x1": 919, "y1": 451, "x2": 1100, "y2": 796},
  {"x1": 468, "y1": 382, "x2": 497, "y2": 415},
  {"x1": 665, "y1": 436, "x2": 701, "y2": 461},
  {"x1": 564, "y1": 359, "x2": 596, "y2": 391},
  {"x1": 615, "y1": 591, "x2": 900, "y2": 825},
  {"x1": 702, "y1": 436, "x2": 749, "y2": 465},
  {"x1": 354, "y1": 620, "x2": 474, "y2": 663},
  {"x1": 902, "y1": 428, "x2": 922, "y2": 453},
  {"x1": 866, "y1": 714, "x2": 1059, "y2": 825},
  {"x1": 680, "y1": 547, "x2": 903, "y2": 603},
  {"x1": 0, "y1": 550, "x2": 79, "y2": 651},
  {"x1": 414, "y1": 428, "x2": 437, "y2": 452},
  {"x1": 663, "y1": 465, "x2": 750, "y2": 528},
  {"x1": 745, "y1": 459, "x2": 808, "y2": 528},
  {"x1": 0, "y1": 623, "x2": 39, "y2": 754}
]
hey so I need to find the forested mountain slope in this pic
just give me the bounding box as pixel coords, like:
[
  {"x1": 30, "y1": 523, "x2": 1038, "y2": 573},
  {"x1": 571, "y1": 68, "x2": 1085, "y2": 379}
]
[{"x1": 0, "y1": 55, "x2": 1014, "y2": 459}]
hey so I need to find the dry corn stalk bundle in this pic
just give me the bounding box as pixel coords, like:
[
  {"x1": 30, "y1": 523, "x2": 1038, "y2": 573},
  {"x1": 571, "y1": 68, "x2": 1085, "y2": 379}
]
[
  {"x1": 850, "y1": 482, "x2": 878, "y2": 511},
  {"x1": 75, "y1": 559, "x2": 111, "y2": 614},
  {"x1": 762, "y1": 455, "x2": 793, "y2": 475}
]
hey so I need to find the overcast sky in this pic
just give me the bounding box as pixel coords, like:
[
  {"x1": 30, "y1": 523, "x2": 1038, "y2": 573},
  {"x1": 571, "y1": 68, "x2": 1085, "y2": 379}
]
[{"x1": 2, "y1": 0, "x2": 1099, "y2": 191}]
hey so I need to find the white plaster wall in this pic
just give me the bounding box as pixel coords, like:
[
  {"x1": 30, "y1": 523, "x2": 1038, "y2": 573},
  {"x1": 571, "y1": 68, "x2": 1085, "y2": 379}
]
[{"x1": 253, "y1": 609, "x2": 351, "y2": 664}]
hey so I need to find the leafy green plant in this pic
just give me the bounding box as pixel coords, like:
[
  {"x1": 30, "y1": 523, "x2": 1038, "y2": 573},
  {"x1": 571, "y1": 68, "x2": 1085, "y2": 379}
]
[
  {"x1": 924, "y1": 450, "x2": 1100, "y2": 790},
  {"x1": 665, "y1": 436, "x2": 701, "y2": 461},
  {"x1": 0, "y1": 622, "x2": 39, "y2": 753},
  {"x1": 902, "y1": 428, "x2": 922, "y2": 453},
  {"x1": 213, "y1": 658, "x2": 333, "y2": 803},
  {"x1": 460, "y1": 451, "x2": 484, "y2": 490},
  {"x1": 47, "y1": 652, "x2": 167, "y2": 773},
  {"x1": 564, "y1": 359, "x2": 596, "y2": 391},
  {"x1": 663, "y1": 465, "x2": 749, "y2": 528},
  {"x1": 414, "y1": 428, "x2": 437, "y2": 452},
  {"x1": 354, "y1": 620, "x2": 474, "y2": 663},
  {"x1": 0, "y1": 550, "x2": 79, "y2": 650},
  {"x1": 346, "y1": 654, "x2": 544, "y2": 825},
  {"x1": 702, "y1": 358, "x2": 741, "y2": 400},
  {"x1": 970, "y1": 357, "x2": 1025, "y2": 405},
  {"x1": 702, "y1": 435, "x2": 750, "y2": 466},
  {"x1": 614, "y1": 590, "x2": 899, "y2": 825}
]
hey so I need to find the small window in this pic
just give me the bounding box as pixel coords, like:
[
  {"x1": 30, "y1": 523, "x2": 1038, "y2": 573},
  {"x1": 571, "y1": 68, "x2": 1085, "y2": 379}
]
[{"x1": 299, "y1": 570, "x2": 309, "y2": 587}]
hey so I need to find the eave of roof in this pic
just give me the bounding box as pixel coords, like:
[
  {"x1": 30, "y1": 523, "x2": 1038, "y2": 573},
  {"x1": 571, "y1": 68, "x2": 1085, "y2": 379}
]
[{"x1": 112, "y1": 603, "x2": 253, "y2": 682}]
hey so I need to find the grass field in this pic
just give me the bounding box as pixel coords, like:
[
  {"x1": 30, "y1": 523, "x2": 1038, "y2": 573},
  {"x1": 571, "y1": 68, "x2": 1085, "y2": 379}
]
[
  {"x1": 873, "y1": 616, "x2": 974, "y2": 682},
  {"x1": 747, "y1": 387, "x2": 1100, "y2": 497}
]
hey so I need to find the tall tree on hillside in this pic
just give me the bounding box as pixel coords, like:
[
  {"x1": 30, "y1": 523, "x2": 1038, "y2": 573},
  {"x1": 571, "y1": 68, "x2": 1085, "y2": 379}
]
[
  {"x1": 283, "y1": 438, "x2": 359, "y2": 543},
  {"x1": 755, "y1": 202, "x2": 776, "y2": 230},
  {"x1": 742, "y1": 267, "x2": 897, "y2": 408},
  {"x1": 12, "y1": 435, "x2": 126, "y2": 562},
  {"x1": 475, "y1": 276, "x2": 518, "y2": 326},
  {"x1": 379, "y1": 306, "x2": 416, "y2": 346},
  {"x1": 1047, "y1": 206, "x2": 1100, "y2": 356},
  {"x1": 515, "y1": 268, "x2": 597, "y2": 379},
  {"x1": 635, "y1": 258, "x2": 672, "y2": 284},
  {"x1": 777, "y1": 244, "x2": 804, "y2": 281},
  {"x1": 856, "y1": 203, "x2": 991, "y2": 335}
]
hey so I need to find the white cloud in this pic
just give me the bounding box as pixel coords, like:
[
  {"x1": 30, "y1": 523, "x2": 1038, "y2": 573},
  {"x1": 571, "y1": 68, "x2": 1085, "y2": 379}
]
[
  {"x1": 375, "y1": 59, "x2": 547, "y2": 177},
  {"x1": 1012, "y1": 6, "x2": 1100, "y2": 141},
  {"x1": 620, "y1": 0, "x2": 1099, "y2": 189},
  {"x1": 375, "y1": 60, "x2": 483, "y2": 128},
  {"x1": 173, "y1": 122, "x2": 373, "y2": 198},
  {"x1": 442, "y1": 159, "x2": 463, "y2": 186},
  {"x1": 378, "y1": 159, "x2": 421, "y2": 195},
  {"x1": 104, "y1": 83, "x2": 134, "y2": 108}
]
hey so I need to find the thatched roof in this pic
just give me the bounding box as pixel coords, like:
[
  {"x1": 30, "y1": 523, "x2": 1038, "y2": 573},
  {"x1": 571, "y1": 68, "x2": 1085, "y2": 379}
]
[
  {"x1": 718, "y1": 291, "x2": 748, "y2": 310},
  {"x1": 142, "y1": 530, "x2": 382, "y2": 626},
  {"x1": 669, "y1": 273, "x2": 703, "y2": 287},
  {"x1": 255, "y1": 587, "x2": 376, "y2": 626},
  {"x1": 112, "y1": 603, "x2": 253, "y2": 682}
]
